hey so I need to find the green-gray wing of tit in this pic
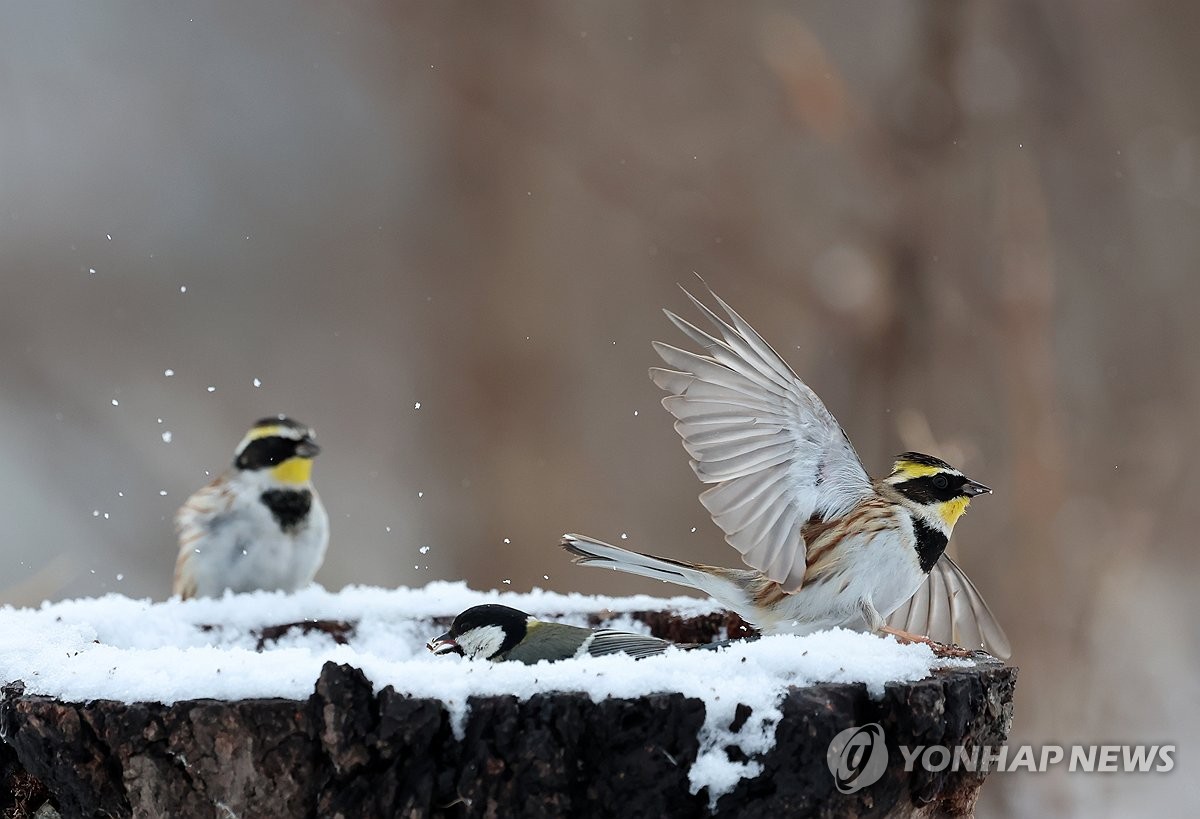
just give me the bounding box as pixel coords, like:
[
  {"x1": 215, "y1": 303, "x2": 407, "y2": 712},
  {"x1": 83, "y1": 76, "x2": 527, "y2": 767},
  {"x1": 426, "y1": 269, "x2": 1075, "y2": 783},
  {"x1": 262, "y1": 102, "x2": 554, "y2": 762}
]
[
  {"x1": 500, "y1": 623, "x2": 594, "y2": 664},
  {"x1": 885, "y1": 555, "x2": 1012, "y2": 660},
  {"x1": 583, "y1": 629, "x2": 675, "y2": 659},
  {"x1": 649, "y1": 286, "x2": 876, "y2": 591}
]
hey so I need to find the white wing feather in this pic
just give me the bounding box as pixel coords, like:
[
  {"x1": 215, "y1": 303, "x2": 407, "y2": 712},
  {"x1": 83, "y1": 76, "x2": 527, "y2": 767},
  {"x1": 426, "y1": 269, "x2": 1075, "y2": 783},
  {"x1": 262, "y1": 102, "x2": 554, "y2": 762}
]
[
  {"x1": 650, "y1": 287, "x2": 874, "y2": 589},
  {"x1": 885, "y1": 555, "x2": 1012, "y2": 659}
]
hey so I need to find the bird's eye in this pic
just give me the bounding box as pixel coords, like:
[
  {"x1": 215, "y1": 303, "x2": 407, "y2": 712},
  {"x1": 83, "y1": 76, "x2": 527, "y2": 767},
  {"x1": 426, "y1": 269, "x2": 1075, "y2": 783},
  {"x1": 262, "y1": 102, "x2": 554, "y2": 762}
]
[{"x1": 932, "y1": 474, "x2": 949, "y2": 490}]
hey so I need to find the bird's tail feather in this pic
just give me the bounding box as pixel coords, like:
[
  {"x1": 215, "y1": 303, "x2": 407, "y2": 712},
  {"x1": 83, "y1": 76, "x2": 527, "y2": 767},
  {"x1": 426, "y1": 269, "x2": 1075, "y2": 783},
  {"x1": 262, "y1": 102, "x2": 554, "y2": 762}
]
[
  {"x1": 562, "y1": 533, "x2": 704, "y2": 584},
  {"x1": 561, "y1": 533, "x2": 756, "y2": 618}
]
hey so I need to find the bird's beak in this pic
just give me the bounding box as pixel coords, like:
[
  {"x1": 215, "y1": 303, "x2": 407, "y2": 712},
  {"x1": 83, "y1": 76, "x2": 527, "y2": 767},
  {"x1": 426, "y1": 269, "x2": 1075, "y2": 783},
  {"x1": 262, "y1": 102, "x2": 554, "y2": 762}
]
[
  {"x1": 961, "y1": 479, "x2": 992, "y2": 497},
  {"x1": 294, "y1": 437, "x2": 321, "y2": 458},
  {"x1": 427, "y1": 632, "x2": 463, "y2": 656}
]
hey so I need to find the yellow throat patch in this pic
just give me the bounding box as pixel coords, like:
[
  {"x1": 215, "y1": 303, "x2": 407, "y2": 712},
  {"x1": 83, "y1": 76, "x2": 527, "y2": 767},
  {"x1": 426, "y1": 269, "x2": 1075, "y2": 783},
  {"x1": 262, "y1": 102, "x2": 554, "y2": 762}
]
[
  {"x1": 271, "y1": 457, "x2": 313, "y2": 485},
  {"x1": 939, "y1": 497, "x2": 970, "y2": 528}
]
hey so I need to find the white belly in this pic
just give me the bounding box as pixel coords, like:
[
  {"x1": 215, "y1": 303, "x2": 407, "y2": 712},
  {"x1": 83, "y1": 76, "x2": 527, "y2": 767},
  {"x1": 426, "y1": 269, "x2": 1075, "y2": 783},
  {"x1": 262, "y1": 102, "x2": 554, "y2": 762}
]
[
  {"x1": 760, "y1": 517, "x2": 927, "y2": 636},
  {"x1": 188, "y1": 495, "x2": 329, "y2": 597}
]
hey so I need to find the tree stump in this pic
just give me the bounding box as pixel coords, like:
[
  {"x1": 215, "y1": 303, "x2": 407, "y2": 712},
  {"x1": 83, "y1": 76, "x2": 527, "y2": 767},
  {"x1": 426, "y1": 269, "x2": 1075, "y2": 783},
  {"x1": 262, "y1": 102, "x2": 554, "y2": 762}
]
[{"x1": 0, "y1": 609, "x2": 1017, "y2": 818}]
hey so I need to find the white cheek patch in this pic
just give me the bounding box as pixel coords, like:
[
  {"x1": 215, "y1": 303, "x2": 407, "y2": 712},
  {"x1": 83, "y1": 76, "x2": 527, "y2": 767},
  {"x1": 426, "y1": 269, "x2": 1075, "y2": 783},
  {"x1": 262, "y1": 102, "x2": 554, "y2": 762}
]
[
  {"x1": 455, "y1": 625, "x2": 507, "y2": 660},
  {"x1": 911, "y1": 503, "x2": 954, "y2": 539}
]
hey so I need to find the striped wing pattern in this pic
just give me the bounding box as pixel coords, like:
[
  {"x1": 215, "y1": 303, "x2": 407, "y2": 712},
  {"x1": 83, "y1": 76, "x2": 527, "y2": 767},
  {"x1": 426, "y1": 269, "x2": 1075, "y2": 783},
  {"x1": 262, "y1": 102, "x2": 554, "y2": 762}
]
[
  {"x1": 650, "y1": 287, "x2": 874, "y2": 589},
  {"x1": 583, "y1": 630, "x2": 675, "y2": 659}
]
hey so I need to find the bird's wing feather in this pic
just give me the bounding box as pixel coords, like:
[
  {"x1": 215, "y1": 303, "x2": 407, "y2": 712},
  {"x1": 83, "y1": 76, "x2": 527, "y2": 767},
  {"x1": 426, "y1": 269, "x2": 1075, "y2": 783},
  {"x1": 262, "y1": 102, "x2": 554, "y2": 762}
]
[
  {"x1": 651, "y1": 286, "x2": 874, "y2": 589},
  {"x1": 172, "y1": 476, "x2": 235, "y2": 599},
  {"x1": 885, "y1": 555, "x2": 1012, "y2": 659},
  {"x1": 585, "y1": 630, "x2": 674, "y2": 659}
]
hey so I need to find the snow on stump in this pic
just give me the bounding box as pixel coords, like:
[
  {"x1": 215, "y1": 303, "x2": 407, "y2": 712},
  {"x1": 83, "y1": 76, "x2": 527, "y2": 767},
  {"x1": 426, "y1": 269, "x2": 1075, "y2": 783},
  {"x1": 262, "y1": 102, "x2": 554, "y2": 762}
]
[{"x1": 0, "y1": 585, "x2": 1017, "y2": 818}]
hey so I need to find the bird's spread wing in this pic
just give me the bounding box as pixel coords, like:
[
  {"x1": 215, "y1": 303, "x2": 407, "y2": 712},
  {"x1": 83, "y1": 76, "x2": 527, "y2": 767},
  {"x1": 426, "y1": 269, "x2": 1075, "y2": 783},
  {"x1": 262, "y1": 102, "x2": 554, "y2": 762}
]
[
  {"x1": 885, "y1": 554, "x2": 1012, "y2": 659},
  {"x1": 650, "y1": 286, "x2": 874, "y2": 589},
  {"x1": 584, "y1": 630, "x2": 674, "y2": 659}
]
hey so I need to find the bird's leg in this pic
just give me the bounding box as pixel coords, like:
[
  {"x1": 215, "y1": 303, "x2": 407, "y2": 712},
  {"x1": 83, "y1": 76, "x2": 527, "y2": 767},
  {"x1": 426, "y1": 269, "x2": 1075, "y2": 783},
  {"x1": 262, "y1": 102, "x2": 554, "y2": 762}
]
[
  {"x1": 859, "y1": 600, "x2": 885, "y2": 632},
  {"x1": 879, "y1": 625, "x2": 973, "y2": 658},
  {"x1": 862, "y1": 601, "x2": 970, "y2": 657}
]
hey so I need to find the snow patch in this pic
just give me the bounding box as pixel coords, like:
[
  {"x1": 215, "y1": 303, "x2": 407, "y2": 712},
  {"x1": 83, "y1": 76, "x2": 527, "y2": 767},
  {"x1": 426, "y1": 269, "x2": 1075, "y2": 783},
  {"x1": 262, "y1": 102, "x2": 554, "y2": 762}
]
[{"x1": 0, "y1": 582, "x2": 969, "y2": 802}]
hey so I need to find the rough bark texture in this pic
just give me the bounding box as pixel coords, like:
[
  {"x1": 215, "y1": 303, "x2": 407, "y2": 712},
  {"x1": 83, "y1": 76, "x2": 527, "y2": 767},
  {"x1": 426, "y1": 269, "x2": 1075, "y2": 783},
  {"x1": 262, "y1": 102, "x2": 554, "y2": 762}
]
[{"x1": 0, "y1": 611, "x2": 1017, "y2": 819}]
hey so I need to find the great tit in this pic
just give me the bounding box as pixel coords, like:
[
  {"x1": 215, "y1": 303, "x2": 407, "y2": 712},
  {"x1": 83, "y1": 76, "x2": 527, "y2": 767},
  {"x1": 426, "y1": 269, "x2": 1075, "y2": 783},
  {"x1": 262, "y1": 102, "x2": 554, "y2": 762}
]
[{"x1": 427, "y1": 603, "x2": 689, "y2": 663}]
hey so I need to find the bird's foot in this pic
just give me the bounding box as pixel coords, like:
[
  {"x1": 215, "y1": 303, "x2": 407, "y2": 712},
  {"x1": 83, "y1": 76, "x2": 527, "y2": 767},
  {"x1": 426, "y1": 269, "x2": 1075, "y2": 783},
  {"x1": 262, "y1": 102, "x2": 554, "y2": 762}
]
[{"x1": 879, "y1": 626, "x2": 973, "y2": 658}]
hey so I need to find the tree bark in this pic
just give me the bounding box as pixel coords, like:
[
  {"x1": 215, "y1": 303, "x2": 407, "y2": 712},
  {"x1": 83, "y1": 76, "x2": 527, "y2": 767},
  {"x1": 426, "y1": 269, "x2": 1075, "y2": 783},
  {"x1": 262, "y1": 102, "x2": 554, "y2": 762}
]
[{"x1": 1, "y1": 611, "x2": 1016, "y2": 818}]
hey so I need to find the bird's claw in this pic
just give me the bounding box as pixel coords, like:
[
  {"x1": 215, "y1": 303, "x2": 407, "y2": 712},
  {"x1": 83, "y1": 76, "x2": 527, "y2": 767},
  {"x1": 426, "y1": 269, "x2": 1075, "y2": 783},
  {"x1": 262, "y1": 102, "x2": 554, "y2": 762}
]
[{"x1": 879, "y1": 625, "x2": 973, "y2": 658}]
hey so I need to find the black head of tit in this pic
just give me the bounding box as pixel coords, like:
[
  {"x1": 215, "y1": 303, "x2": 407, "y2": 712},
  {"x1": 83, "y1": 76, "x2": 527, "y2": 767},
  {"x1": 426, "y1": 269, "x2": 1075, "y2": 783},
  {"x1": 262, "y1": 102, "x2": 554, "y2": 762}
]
[{"x1": 427, "y1": 604, "x2": 694, "y2": 664}]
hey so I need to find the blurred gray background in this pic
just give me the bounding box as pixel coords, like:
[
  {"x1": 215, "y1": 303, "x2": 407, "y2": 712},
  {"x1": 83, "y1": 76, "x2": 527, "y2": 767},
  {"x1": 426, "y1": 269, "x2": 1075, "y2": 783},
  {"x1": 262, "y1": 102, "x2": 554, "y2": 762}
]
[{"x1": 2, "y1": 2, "x2": 1196, "y2": 815}]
